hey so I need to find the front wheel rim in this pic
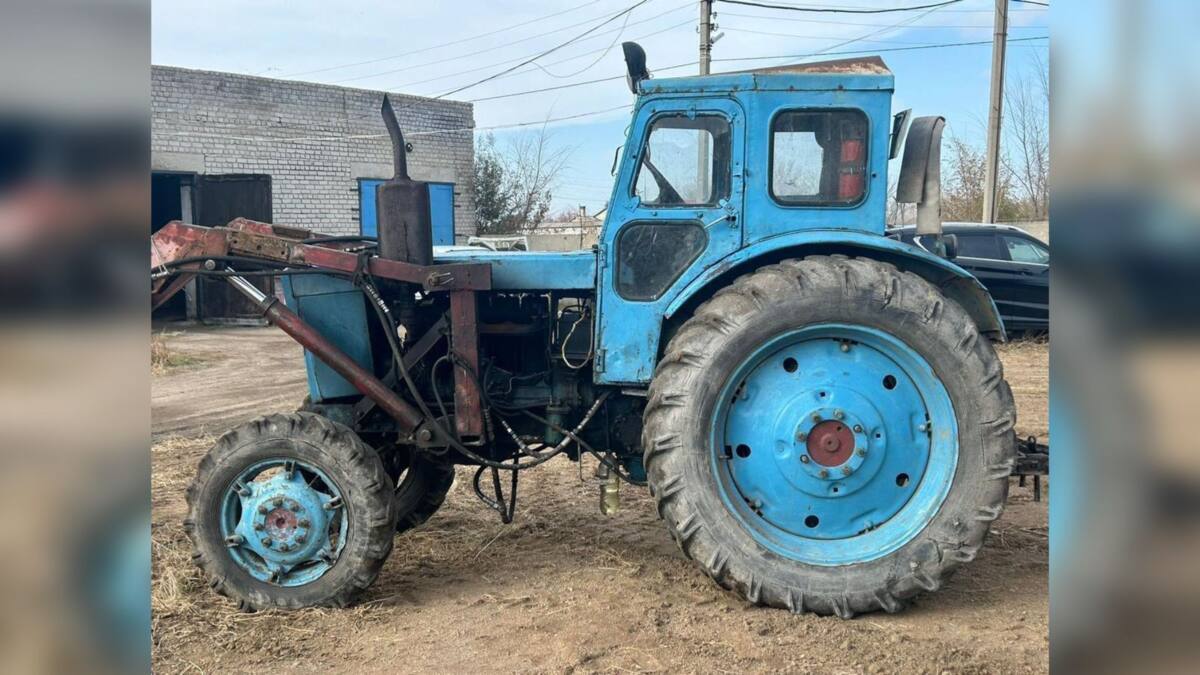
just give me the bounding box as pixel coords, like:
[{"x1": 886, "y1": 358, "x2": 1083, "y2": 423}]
[
  {"x1": 711, "y1": 324, "x2": 958, "y2": 566},
  {"x1": 219, "y1": 458, "x2": 348, "y2": 586}
]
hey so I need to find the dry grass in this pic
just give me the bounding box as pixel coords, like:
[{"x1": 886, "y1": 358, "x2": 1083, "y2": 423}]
[{"x1": 151, "y1": 332, "x2": 207, "y2": 376}]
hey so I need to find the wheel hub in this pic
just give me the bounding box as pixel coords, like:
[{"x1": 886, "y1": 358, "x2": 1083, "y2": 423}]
[
  {"x1": 221, "y1": 459, "x2": 345, "y2": 586},
  {"x1": 807, "y1": 420, "x2": 853, "y2": 466}
]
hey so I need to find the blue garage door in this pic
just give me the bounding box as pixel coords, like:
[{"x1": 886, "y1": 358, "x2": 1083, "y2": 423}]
[{"x1": 359, "y1": 179, "x2": 455, "y2": 245}]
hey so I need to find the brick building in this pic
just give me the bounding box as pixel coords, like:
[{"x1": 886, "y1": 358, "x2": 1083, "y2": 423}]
[{"x1": 151, "y1": 66, "x2": 475, "y2": 321}]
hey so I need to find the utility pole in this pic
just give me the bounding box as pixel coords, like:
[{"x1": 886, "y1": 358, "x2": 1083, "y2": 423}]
[
  {"x1": 981, "y1": 0, "x2": 1008, "y2": 223},
  {"x1": 697, "y1": 0, "x2": 714, "y2": 197}
]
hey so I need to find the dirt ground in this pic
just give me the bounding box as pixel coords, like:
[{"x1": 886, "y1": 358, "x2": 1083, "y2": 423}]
[{"x1": 151, "y1": 327, "x2": 1048, "y2": 674}]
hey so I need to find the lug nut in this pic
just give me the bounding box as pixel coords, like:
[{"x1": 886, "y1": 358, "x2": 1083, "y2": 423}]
[
  {"x1": 272, "y1": 497, "x2": 283, "y2": 507},
  {"x1": 811, "y1": 413, "x2": 822, "y2": 423},
  {"x1": 856, "y1": 448, "x2": 867, "y2": 457},
  {"x1": 840, "y1": 342, "x2": 850, "y2": 353},
  {"x1": 800, "y1": 455, "x2": 810, "y2": 464},
  {"x1": 290, "y1": 503, "x2": 301, "y2": 512},
  {"x1": 834, "y1": 410, "x2": 845, "y2": 420},
  {"x1": 280, "y1": 543, "x2": 291, "y2": 552},
  {"x1": 853, "y1": 425, "x2": 863, "y2": 433},
  {"x1": 298, "y1": 519, "x2": 310, "y2": 528},
  {"x1": 796, "y1": 431, "x2": 807, "y2": 442},
  {"x1": 261, "y1": 538, "x2": 272, "y2": 547},
  {"x1": 257, "y1": 505, "x2": 268, "y2": 514},
  {"x1": 819, "y1": 469, "x2": 829, "y2": 479},
  {"x1": 296, "y1": 535, "x2": 307, "y2": 545},
  {"x1": 841, "y1": 466, "x2": 853, "y2": 476},
  {"x1": 253, "y1": 523, "x2": 264, "y2": 531}
]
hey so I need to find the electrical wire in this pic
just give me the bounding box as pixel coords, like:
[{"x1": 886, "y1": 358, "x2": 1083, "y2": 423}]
[
  {"x1": 712, "y1": 34, "x2": 1047, "y2": 65},
  {"x1": 341, "y1": 2, "x2": 692, "y2": 88},
  {"x1": 276, "y1": 0, "x2": 608, "y2": 79},
  {"x1": 717, "y1": 0, "x2": 964, "y2": 14},
  {"x1": 426, "y1": 0, "x2": 654, "y2": 105}
]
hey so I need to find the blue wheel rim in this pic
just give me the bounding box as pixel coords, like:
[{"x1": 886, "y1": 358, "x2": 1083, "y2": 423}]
[
  {"x1": 219, "y1": 458, "x2": 348, "y2": 586},
  {"x1": 711, "y1": 324, "x2": 957, "y2": 566}
]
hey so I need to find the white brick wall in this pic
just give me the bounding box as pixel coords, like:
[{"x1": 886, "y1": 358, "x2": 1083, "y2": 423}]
[{"x1": 151, "y1": 66, "x2": 476, "y2": 238}]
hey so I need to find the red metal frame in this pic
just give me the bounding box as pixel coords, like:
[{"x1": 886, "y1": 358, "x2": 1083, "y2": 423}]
[{"x1": 152, "y1": 218, "x2": 492, "y2": 437}]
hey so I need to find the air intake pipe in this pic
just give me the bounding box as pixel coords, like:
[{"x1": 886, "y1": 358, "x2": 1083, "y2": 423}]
[{"x1": 377, "y1": 95, "x2": 433, "y2": 266}]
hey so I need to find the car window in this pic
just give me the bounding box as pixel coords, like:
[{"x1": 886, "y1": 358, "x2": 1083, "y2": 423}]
[
  {"x1": 953, "y1": 233, "x2": 1004, "y2": 259},
  {"x1": 634, "y1": 114, "x2": 730, "y2": 207},
  {"x1": 1001, "y1": 235, "x2": 1049, "y2": 264}
]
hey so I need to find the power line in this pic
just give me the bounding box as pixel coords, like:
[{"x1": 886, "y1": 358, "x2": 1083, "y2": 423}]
[
  {"x1": 1012, "y1": 0, "x2": 1048, "y2": 6},
  {"x1": 425, "y1": 0, "x2": 654, "y2": 102},
  {"x1": 334, "y1": 1, "x2": 691, "y2": 86},
  {"x1": 276, "y1": 0, "x2": 607, "y2": 79},
  {"x1": 716, "y1": 0, "x2": 965, "y2": 14},
  {"x1": 720, "y1": 10, "x2": 1044, "y2": 28},
  {"x1": 722, "y1": 26, "x2": 934, "y2": 44},
  {"x1": 712, "y1": 34, "x2": 1047, "y2": 64},
  {"x1": 383, "y1": 16, "x2": 693, "y2": 93}
]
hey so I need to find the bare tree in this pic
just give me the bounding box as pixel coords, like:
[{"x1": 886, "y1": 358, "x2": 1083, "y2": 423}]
[
  {"x1": 1003, "y1": 52, "x2": 1050, "y2": 219},
  {"x1": 473, "y1": 125, "x2": 572, "y2": 235},
  {"x1": 942, "y1": 135, "x2": 1022, "y2": 222}
]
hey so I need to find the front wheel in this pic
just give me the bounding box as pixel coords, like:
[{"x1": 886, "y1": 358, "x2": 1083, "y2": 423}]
[
  {"x1": 643, "y1": 255, "x2": 1016, "y2": 617},
  {"x1": 184, "y1": 413, "x2": 397, "y2": 610}
]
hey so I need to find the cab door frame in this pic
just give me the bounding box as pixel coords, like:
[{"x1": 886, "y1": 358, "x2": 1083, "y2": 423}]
[{"x1": 594, "y1": 96, "x2": 746, "y2": 385}]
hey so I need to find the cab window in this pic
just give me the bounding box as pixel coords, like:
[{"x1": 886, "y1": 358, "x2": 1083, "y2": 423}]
[
  {"x1": 771, "y1": 109, "x2": 868, "y2": 205},
  {"x1": 633, "y1": 114, "x2": 730, "y2": 207},
  {"x1": 1001, "y1": 235, "x2": 1049, "y2": 264}
]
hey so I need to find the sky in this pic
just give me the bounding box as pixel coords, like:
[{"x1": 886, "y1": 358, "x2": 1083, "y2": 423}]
[{"x1": 151, "y1": 0, "x2": 1049, "y2": 216}]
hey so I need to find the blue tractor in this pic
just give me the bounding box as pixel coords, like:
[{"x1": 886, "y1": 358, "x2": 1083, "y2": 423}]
[{"x1": 154, "y1": 44, "x2": 1015, "y2": 617}]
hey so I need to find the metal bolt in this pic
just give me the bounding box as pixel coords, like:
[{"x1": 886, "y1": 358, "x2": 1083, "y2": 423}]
[
  {"x1": 840, "y1": 342, "x2": 850, "y2": 353},
  {"x1": 261, "y1": 538, "x2": 272, "y2": 547},
  {"x1": 257, "y1": 505, "x2": 268, "y2": 514},
  {"x1": 841, "y1": 466, "x2": 853, "y2": 476},
  {"x1": 800, "y1": 455, "x2": 810, "y2": 464},
  {"x1": 272, "y1": 497, "x2": 283, "y2": 507},
  {"x1": 298, "y1": 519, "x2": 310, "y2": 528},
  {"x1": 834, "y1": 410, "x2": 845, "y2": 420},
  {"x1": 279, "y1": 543, "x2": 291, "y2": 552},
  {"x1": 254, "y1": 523, "x2": 265, "y2": 531},
  {"x1": 416, "y1": 428, "x2": 433, "y2": 443},
  {"x1": 796, "y1": 431, "x2": 807, "y2": 442},
  {"x1": 811, "y1": 413, "x2": 822, "y2": 423},
  {"x1": 818, "y1": 469, "x2": 829, "y2": 479},
  {"x1": 856, "y1": 448, "x2": 867, "y2": 457},
  {"x1": 290, "y1": 502, "x2": 301, "y2": 512},
  {"x1": 853, "y1": 425, "x2": 863, "y2": 433}
]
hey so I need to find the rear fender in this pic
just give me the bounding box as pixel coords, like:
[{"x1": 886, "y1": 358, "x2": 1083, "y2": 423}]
[{"x1": 664, "y1": 230, "x2": 1005, "y2": 339}]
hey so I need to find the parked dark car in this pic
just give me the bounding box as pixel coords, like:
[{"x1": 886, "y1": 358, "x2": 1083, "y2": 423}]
[{"x1": 887, "y1": 223, "x2": 1049, "y2": 335}]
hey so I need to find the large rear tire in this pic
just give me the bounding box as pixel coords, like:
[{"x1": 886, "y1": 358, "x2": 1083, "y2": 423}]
[{"x1": 642, "y1": 255, "x2": 1016, "y2": 617}]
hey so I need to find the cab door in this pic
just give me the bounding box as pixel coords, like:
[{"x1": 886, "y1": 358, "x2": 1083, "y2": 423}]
[{"x1": 595, "y1": 97, "x2": 745, "y2": 385}]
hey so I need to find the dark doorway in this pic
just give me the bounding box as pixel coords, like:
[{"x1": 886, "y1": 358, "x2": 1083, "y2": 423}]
[
  {"x1": 193, "y1": 174, "x2": 273, "y2": 323},
  {"x1": 151, "y1": 172, "x2": 193, "y2": 321}
]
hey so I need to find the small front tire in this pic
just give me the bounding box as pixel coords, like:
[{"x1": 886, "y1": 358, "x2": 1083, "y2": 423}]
[{"x1": 184, "y1": 413, "x2": 396, "y2": 611}]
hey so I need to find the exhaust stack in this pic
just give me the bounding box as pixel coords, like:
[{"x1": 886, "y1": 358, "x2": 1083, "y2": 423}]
[{"x1": 377, "y1": 95, "x2": 433, "y2": 265}]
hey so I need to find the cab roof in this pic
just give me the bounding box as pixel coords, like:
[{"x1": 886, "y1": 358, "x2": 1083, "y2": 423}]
[{"x1": 640, "y1": 56, "x2": 894, "y2": 95}]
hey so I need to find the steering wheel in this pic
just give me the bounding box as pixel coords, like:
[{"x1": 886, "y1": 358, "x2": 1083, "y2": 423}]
[{"x1": 640, "y1": 153, "x2": 684, "y2": 205}]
